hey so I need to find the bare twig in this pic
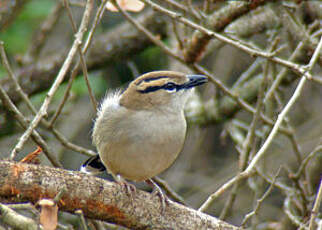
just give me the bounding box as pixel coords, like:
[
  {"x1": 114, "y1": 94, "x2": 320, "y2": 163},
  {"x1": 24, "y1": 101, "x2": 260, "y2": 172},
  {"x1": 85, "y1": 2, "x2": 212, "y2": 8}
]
[
  {"x1": 75, "y1": 210, "x2": 88, "y2": 230},
  {"x1": 292, "y1": 144, "x2": 322, "y2": 179},
  {"x1": 284, "y1": 196, "x2": 308, "y2": 230},
  {"x1": 0, "y1": 42, "x2": 36, "y2": 114},
  {"x1": 141, "y1": 0, "x2": 310, "y2": 78},
  {"x1": 219, "y1": 40, "x2": 274, "y2": 219},
  {"x1": 10, "y1": 0, "x2": 94, "y2": 160},
  {"x1": 153, "y1": 176, "x2": 186, "y2": 205},
  {"x1": 111, "y1": 0, "x2": 292, "y2": 137},
  {"x1": 241, "y1": 167, "x2": 282, "y2": 227},
  {"x1": 198, "y1": 37, "x2": 322, "y2": 212},
  {"x1": 308, "y1": 176, "x2": 322, "y2": 230},
  {"x1": 163, "y1": 0, "x2": 200, "y2": 21},
  {"x1": 50, "y1": 0, "x2": 108, "y2": 125},
  {"x1": 0, "y1": 84, "x2": 62, "y2": 167},
  {"x1": 0, "y1": 203, "x2": 38, "y2": 230},
  {"x1": 245, "y1": 35, "x2": 322, "y2": 174},
  {"x1": 63, "y1": 0, "x2": 97, "y2": 111},
  {"x1": 0, "y1": 41, "x2": 96, "y2": 158},
  {"x1": 264, "y1": 19, "x2": 319, "y2": 103},
  {"x1": 232, "y1": 58, "x2": 263, "y2": 89},
  {"x1": 256, "y1": 166, "x2": 294, "y2": 194}
]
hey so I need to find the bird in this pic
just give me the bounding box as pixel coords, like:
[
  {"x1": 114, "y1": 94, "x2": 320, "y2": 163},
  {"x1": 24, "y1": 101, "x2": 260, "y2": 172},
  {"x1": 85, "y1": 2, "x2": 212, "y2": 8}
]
[{"x1": 81, "y1": 71, "x2": 207, "y2": 204}]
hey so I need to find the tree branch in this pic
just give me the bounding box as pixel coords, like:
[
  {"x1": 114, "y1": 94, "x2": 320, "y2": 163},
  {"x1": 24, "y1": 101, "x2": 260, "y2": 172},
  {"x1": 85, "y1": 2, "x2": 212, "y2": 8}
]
[
  {"x1": 0, "y1": 203, "x2": 37, "y2": 230},
  {"x1": 0, "y1": 10, "x2": 168, "y2": 108},
  {"x1": 0, "y1": 160, "x2": 239, "y2": 230}
]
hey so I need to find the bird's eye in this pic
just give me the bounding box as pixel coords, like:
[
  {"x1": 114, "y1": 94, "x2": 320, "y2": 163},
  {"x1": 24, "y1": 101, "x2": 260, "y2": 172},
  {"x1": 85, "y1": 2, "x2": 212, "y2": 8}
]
[{"x1": 164, "y1": 82, "x2": 177, "y2": 92}]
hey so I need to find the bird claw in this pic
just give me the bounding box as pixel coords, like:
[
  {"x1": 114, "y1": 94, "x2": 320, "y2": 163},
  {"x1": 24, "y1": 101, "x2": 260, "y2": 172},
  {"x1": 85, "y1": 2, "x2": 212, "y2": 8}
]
[
  {"x1": 116, "y1": 175, "x2": 136, "y2": 201},
  {"x1": 122, "y1": 181, "x2": 136, "y2": 196},
  {"x1": 152, "y1": 188, "x2": 169, "y2": 213},
  {"x1": 146, "y1": 179, "x2": 169, "y2": 213}
]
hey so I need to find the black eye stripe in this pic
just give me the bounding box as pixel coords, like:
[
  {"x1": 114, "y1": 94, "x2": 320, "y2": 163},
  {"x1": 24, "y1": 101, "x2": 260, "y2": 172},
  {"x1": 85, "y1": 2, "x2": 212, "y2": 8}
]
[
  {"x1": 138, "y1": 85, "x2": 163, "y2": 94},
  {"x1": 138, "y1": 82, "x2": 182, "y2": 94}
]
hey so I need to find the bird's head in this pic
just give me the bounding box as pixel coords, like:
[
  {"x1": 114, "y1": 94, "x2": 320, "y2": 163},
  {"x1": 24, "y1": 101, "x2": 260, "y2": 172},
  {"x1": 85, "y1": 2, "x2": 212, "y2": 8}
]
[{"x1": 119, "y1": 71, "x2": 207, "y2": 111}]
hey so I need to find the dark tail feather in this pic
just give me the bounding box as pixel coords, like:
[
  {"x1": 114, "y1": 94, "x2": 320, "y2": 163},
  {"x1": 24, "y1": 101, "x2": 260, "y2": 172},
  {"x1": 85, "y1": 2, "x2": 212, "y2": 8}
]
[{"x1": 80, "y1": 155, "x2": 106, "y2": 175}]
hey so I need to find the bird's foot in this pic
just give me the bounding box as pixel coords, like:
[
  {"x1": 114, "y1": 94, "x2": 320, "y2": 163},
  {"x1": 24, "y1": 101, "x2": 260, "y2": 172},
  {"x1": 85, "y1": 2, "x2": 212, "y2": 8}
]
[
  {"x1": 116, "y1": 175, "x2": 136, "y2": 201},
  {"x1": 146, "y1": 179, "x2": 169, "y2": 213}
]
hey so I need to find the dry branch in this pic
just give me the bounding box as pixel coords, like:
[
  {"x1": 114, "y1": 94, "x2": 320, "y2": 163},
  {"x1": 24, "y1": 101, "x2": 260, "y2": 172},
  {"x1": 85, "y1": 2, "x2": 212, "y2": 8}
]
[
  {"x1": 182, "y1": 0, "x2": 272, "y2": 63},
  {"x1": 0, "y1": 160, "x2": 239, "y2": 230},
  {"x1": 0, "y1": 10, "x2": 168, "y2": 107},
  {"x1": 0, "y1": 203, "x2": 37, "y2": 230}
]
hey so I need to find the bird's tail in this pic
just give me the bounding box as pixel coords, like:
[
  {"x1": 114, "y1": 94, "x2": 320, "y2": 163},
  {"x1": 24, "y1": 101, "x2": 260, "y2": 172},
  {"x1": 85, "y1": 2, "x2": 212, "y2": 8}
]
[{"x1": 80, "y1": 155, "x2": 106, "y2": 175}]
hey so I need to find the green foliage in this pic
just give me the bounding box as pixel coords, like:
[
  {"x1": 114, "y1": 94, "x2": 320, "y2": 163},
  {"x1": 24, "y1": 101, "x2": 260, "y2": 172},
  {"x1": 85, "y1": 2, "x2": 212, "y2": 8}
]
[
  {"x1": 0, "y1": 0, "x2": 54, "y2": 54},
  {"x1": 0, "y1": 0, "x2": 54, "y2": 77},
  {"x1": 71, "y1": 74, "x2": 107, "y2": 97},
  {"x1": 135, "y1": 45, "x2": 167, "y2": 72},
  {"x1": 30, "y1": 74, "x2": 107, "y2": 106}
]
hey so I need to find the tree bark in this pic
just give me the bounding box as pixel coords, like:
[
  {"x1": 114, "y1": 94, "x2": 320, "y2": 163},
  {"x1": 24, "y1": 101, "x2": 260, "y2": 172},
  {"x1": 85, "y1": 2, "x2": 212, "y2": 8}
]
[{"x1": 0, "y1": 160, "x2": 240, "y2": 230}]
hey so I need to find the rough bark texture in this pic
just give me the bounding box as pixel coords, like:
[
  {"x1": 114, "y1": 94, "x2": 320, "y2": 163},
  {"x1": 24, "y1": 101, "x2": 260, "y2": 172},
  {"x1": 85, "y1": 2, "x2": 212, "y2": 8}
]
[{"x1": 0, "y1": 160, "x2": 239, "y2": 230}]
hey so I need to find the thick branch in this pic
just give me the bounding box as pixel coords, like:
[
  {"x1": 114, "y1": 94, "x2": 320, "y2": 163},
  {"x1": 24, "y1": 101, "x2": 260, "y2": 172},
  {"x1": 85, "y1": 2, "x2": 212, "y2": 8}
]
[{"x1": 0, "y1": 160, "x2": 239, "y2": 230}]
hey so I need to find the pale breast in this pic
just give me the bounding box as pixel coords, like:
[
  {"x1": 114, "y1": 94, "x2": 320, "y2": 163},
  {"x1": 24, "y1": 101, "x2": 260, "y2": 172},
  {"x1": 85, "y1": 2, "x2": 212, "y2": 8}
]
[{"x1": 96, "y1": 109, "x2": 187, "y2": 181}]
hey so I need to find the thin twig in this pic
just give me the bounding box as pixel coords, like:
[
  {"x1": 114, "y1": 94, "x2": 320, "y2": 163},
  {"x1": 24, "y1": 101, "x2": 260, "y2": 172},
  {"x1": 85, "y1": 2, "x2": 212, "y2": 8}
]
[
  {"x1": 186, "y1": 0, "x2": 202, "y2": 20},
  {"x1": 111, "y1": 0, "x2": 292, "y2": 137},
  {"x1": 141, "y1": 0, "x2": 312, "y2": 79},
  {"x1": 256, "y1": 166, "x2": 294, "y2": 194},
  {"x1": 53, "y1": 186, "x2": 67, "y2": 204},
  {"x1": 153, "y1": 176, "x2": 186, "y2": 205},
  {"x1": 284, "y1": 196, "x2": 309, "y2": 230},
  {"x1": 220, "y1": 44, "x2": 273, "y2": 220},
  {"x1": 0, "y1": 203, "x2": 38, "y2": 230},
  {"x1": 51, "y1": 128, "x2": 96, "y2": 156},
  {"x1": 264, "y1": 30, "x2": 312, "y2": 103},
  {"x1": 50, "y1": 0, "x2": 108, "y2": 125},
  {"x1": 0, "y1": 84, "x2": 62, "y2": 167},
  {"x1": 63, "y1": 0, "x2": 97, "y2": 111},
  {"x1": 75, "y1": 209, "x2": 88, "y2": 230},
  {"x1": 9, "y1": 0, "x2": 94, "y2": 160},
  {"x1": 293, "y1": 144, "x2": 322, "y2": 179},
  {"x1": 1, "y1": 41, "x2": 96, "y2": 158},
  {"x1": 241, "y1": 167, "x2": 282, "y2": 227},
  {"x1": 245, "y1": 36, "x2": 322, "y2": 173},
  {"x1": 273, "y1": 92, "x2": 303, "y2": 165},
  {"x1": 198, "y1": 37, "x2": 322, "y2": 212},
  {"x1": 0, "y1": 42, "x2": 36, "y2": 114},
  {"x1": 192, "y1": 64, "x2": 292, "y2": 136},
  {"x1": 309, "y1": 179, "x2": 322, "y2": 230},
  {"x1": 220, "y1": 39, "x2": 275, "y2": 219},
  {"x1": 232, "y1": 58, "x2": 263, "y2": 89},
  {"x1": 162, "y1": 0, "x2": 200, "y2": 21}
]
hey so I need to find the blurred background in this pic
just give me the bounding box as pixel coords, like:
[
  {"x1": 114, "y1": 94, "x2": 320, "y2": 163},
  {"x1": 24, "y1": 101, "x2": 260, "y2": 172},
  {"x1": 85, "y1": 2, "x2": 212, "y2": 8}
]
[{"x1": 0, "y1": 0, "x2": 321, "y2": 229}]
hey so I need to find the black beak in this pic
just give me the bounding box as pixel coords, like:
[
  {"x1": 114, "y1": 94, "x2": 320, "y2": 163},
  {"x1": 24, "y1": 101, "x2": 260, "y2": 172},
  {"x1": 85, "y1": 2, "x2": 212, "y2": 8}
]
[{"x1": 184, "y1": 75, "x2": 208, "y2": 89}]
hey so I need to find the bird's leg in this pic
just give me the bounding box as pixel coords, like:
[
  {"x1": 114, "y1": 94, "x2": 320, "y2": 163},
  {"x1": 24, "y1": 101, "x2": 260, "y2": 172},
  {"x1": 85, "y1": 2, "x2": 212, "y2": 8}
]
[
  {"x1": 145, "y1": 178, "x2": 169, "y2": 212},
  {"x1": 115, "y1": 174, "x2": 136, "y2": 199}
]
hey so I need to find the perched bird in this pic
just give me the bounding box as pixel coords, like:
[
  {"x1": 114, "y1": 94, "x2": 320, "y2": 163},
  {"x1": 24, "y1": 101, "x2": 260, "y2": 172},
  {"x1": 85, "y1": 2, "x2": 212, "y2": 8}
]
[{"x1": 81, "y1": 71, "x2": 207, "y2": 201}]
